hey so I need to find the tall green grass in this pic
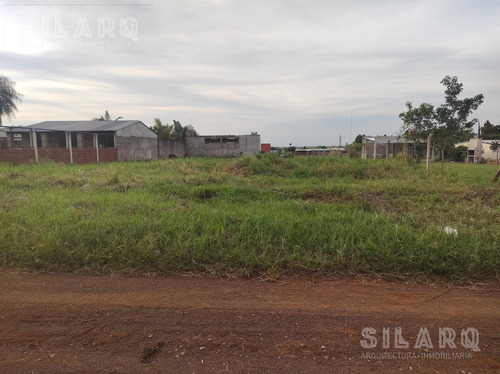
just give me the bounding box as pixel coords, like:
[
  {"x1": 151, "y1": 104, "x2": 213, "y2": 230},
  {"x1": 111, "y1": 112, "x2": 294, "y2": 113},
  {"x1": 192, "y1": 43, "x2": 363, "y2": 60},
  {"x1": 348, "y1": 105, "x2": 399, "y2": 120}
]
[{"x1": 0, "y1": 156, "x2": 499, "y2": 280}]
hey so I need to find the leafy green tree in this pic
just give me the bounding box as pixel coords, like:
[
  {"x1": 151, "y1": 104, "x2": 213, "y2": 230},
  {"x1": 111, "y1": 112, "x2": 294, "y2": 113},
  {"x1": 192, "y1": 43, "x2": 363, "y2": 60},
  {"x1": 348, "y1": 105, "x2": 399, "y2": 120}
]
[
  {"x1": 399, "y1": 76, "x2": 484, "y2": 170},
  {"x1": 151, "y1": 118, "x2": 172, "y2": 139},
  {"x1": 171, "y1": 120, "x2": 186, "y2": 141},
  {"x1": 346, "y1": 142, "x2": 362, "y2": 158},
  {"x1": 450, "y1": 145, "x2": 468, "y2": 162},
  {"x1": 0, "y1": 75, "x2": 22, "y2": 126},
  {"x1": 481, "y1": 120, "x2": 500, "y2": 140},
  {"x1": 490, "y1": 141, "x2": 500, "y2": 163},
  {"x1": 151, "y1": 119, "x2": 192, "y2": 140},
  {"x1": 354, "y1": 134, "x2": 365, "y2": 144},
  {"x1": 399, "y1": 102, "x2": 435, "y2": 160}
]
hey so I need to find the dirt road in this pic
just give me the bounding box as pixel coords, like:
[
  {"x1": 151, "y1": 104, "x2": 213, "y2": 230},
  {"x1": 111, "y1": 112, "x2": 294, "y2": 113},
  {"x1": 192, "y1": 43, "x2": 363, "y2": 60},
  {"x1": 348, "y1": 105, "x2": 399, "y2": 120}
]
[{"x1": 0, "y1": 272, "x2": 498, "y2": 373}]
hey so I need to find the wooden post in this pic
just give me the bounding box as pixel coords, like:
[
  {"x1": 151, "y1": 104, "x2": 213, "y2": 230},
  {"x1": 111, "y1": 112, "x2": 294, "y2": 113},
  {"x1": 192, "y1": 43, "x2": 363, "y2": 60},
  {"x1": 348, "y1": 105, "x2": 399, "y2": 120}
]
[
  {"x1": 31, "y1": 129, "x2": 39, "y2": 164},
  {"x1": 94, "y1": 133, "x2": 100, "y2": 163},
  {"x1": 493, "y1": 169, "x2": 500, "y2": 183},
  {"x1": 426, "y1": 133, "x2": 432, "y2": 172},
  {"x1": 373, "y1": 140, "x2": 377, "y2": 159},
  {"x1": 67, "y1": 131, "x2": 73, "y2": 164}
]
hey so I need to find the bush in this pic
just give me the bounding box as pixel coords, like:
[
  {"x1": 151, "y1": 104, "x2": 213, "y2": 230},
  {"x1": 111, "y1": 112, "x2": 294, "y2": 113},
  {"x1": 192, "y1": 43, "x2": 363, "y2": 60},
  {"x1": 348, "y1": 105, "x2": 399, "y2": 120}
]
[{"x1": 450, "y1": 145, "x2": 468, "y2": 162}]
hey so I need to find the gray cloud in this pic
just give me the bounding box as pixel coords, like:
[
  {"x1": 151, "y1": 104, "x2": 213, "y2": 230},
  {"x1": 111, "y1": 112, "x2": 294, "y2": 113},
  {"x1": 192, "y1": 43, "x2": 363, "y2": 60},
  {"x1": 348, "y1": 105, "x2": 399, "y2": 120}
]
[{"x1": 1, "y1": 0, "x2": 499, "y2": 145}]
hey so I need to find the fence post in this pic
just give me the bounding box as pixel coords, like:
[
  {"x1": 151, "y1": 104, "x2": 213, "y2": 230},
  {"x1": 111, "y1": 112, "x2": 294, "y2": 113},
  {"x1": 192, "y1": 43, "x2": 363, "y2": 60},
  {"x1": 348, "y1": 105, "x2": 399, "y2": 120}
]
[
  {"x1": 93, "y1": 133, "x2": 100, "y2": 163},
  {"x1": 31, "y1": 129, "x2": 39, "y2": 164},
  {"x1": 67, "y1": 131, "x2": 73, "y2": 164},
  {"x1": 426, "y1": 133, "x2": 432, "y2": 172},
  {"x1": 493, "y1": 169, "x2": 500, "y2": 183}
]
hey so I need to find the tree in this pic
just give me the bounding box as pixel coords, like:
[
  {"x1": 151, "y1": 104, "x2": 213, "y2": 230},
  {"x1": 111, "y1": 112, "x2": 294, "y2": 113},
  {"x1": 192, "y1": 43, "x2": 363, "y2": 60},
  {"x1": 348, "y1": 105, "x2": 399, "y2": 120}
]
[
  {"x1": 151, "y1": 118, "x2": 172, "y2": 139},
  {"x1": 150, "y1": 119, "x2": 193, "y2": 140},
  {"x1": 354, "y1": 134, "x2": 365, "y2": 144},
  {"x1": 399, "y1": 76, "x2": 484, "y2": 170},
  {"x1": 450, "y1": 145, "x2": 468, "y2": 162},
  {"x1": 346, "y1": 142, "x2": 362, "y2": 158},
  {"x1": 171, "y1": 120, "x2": 186, "y2": 141},
  {"x1": 92, "y1": 110, "x2": 123, "y2": 121},
  {"x1": 399, "y1": 102, "x2": 435, "y2": 160},
  {"x1": 0, "y1": 75, "x2": 22, "y2": 126},
  {"x1": 481, "y1": 120, "x2": 500, "y2": 140},
  {"x1": 490, "y1": 141, "x2": 500, "y2": 163}
]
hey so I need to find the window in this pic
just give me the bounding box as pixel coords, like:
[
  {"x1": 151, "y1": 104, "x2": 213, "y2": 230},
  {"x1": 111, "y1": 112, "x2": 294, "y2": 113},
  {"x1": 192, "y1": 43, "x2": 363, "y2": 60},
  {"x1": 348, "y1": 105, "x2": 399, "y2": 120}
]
[{"x1": 97, "y1": 134, "x2": 115, "y2": 148}]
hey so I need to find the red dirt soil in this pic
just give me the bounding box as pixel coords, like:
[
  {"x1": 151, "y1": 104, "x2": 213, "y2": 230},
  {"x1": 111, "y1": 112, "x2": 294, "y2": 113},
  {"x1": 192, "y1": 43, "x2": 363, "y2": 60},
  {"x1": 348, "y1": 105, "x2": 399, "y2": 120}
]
[{"x1": 0, "y1": 272, "x2": 498, "y2": 373}]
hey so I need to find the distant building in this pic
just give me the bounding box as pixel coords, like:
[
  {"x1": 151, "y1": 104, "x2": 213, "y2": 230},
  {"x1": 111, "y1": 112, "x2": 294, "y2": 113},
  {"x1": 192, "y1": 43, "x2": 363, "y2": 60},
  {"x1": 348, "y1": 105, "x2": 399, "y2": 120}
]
[
  {"x1": 184, "y1": 131, "x2": 260, "y2": 157},
  {"x1": 295, "y1": 148, "x2": 332, "y2": 156},
  {"x1": 0, "y1": 120, "x2": 157, "y2": 164},
  {"x1": 1, "y1": 122, "x2": 262, "y2": 163},
  {"x1": 261, "y1": 143, "x2": 271, "y2": 153},
  {"x1": 361, "y1": 136, "x2": 414, "y2": 159},
  {"x1": 455, "y1": 138, "x2": 499, "y2": 163}
]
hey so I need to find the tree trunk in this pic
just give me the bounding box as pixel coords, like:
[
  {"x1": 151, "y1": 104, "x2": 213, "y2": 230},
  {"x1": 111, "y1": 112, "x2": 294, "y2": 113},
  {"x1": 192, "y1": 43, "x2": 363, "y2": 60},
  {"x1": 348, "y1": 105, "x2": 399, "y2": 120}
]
[{"x1": 441, "y1": 147, "x2": 445, "y2": 171}]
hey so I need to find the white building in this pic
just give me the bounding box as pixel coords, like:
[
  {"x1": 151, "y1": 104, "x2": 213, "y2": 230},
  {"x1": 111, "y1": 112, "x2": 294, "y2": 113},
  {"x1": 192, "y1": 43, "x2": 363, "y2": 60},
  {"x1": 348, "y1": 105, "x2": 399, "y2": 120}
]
[{"x1": 455, "y1": 138, "x2": 499, "y2": 163}]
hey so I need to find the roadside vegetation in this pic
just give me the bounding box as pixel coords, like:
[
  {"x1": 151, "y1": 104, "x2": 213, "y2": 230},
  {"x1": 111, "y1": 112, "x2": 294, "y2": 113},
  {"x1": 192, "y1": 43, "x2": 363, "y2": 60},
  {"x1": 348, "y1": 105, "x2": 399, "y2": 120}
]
[{"x1": 0, "y1": 155, "x2": 499, "y2": 280}]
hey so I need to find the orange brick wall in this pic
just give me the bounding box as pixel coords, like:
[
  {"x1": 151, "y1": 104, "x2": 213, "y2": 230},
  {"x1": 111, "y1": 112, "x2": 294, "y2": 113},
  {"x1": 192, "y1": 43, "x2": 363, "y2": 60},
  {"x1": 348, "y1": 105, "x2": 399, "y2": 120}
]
[
  {"x1": 0, "y1": 148, "x2": 118, "y2": 164},
  {"x1": 0, "y1": 148, "x2": 35, "y2": 164}
]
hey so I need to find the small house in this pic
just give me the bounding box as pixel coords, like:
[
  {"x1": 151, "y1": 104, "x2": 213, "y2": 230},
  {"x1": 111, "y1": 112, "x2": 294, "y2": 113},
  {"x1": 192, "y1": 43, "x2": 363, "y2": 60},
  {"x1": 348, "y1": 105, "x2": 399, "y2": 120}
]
[{"x1": 362, "y1": 136, "x2": 414, "y2": 159}]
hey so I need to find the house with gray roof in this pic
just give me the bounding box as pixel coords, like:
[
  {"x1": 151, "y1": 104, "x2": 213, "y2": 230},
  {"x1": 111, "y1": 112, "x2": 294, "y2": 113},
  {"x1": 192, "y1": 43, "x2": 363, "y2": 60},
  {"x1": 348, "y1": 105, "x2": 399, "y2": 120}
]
[{"x1": 0, "y1": 120, "x2": 157, "y2": 164}]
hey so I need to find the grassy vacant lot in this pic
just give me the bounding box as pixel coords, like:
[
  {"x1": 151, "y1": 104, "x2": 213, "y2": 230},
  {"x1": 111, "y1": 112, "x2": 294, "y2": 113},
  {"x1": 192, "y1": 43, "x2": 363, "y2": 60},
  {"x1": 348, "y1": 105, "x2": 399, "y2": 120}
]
[{"x1": 0, "y1": 155, "x2": 499, "y2": 280}]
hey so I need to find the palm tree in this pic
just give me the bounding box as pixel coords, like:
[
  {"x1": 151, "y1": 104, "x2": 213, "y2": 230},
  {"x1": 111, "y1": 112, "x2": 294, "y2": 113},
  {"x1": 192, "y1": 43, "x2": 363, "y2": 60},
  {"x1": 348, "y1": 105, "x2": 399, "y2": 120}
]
[
  {"x1": 490, "y1": 141, "x2": 500, "y2": 163},
  {"x1": 92, "y1": 110, "x2": 112, "y2": 121},
  {"x1": 92, "y1": 110, "x2": 123, "y2": 121},
  {"x1": 0, "y1": 75, "x2": 22, "y2": 126}
]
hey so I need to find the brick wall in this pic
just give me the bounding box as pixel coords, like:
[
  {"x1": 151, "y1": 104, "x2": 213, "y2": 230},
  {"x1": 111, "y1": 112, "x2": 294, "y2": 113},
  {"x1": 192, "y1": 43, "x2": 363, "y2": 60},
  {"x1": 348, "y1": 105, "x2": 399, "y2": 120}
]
[
  {"x1": 0, "y1": 148, "x2": 35, "y2": 164},
  {"x1": 97, "y1": 148, "x2": 118, "y2": 163},
  {"x1": 72, "y1": 148, "x2": 97, "y2": 164},
  {"x1": 39, "y1": 148, "x2": 71, "y2": 163},
  {"x1": 0, "y1": 147, "x2": 118, "y2": 164}
]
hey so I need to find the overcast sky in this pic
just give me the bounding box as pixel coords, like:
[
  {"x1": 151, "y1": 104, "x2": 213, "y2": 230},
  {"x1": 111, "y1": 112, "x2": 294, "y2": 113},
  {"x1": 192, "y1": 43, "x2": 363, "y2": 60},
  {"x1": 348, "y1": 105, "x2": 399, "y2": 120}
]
[{"x1": 1, "y1": 0, "x2": 499, "y2": 146}]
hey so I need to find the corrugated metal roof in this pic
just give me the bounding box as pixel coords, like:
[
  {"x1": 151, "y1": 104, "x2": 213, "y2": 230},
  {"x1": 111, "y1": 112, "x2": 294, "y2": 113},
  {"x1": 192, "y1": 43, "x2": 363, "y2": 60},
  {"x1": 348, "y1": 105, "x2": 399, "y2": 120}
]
[
  {"x1": 363, "y1": 136, "x2": 413, "y2": 143},
  {"x1": 1, "y1": 126, "x2": 31, "y2": 132},
  {"x1": 25, "y1": 120, "x2": 143, "y2": 132}
]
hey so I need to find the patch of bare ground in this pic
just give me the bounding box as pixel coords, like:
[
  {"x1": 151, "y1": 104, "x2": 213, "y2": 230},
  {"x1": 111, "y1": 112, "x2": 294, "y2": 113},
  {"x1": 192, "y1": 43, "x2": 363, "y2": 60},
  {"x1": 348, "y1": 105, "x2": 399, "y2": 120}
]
[{"x1": 0, "y1": 272, "x2": 498, "y2": 373}]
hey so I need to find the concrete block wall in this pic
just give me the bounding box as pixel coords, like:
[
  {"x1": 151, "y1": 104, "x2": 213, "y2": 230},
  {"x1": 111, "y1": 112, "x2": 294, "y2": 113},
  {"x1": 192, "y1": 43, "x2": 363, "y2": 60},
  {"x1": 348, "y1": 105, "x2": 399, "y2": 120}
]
[
  {"x1": 239, "y1": 135, "x2": 260, "y2": 155},
  {"x1": 185, "y1": 134, "x2": 260, "y2": 157},
  {"x1": 158, "y1": 139, "x2": 186, "y2": 158},
  {"x1": 116, "y1": 136, "x2": 158, "y2": 162},
  {"x1": 116, "y1": 123, "x2": 157, "y2": 138}
]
